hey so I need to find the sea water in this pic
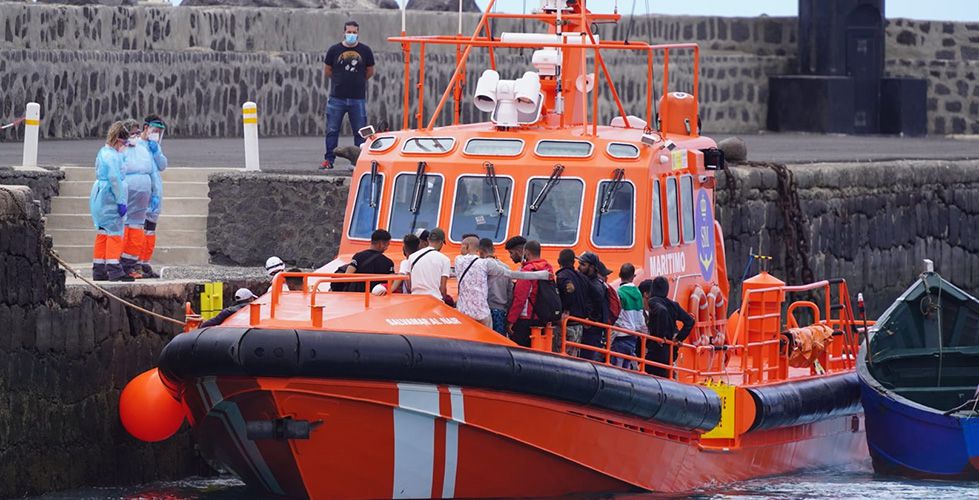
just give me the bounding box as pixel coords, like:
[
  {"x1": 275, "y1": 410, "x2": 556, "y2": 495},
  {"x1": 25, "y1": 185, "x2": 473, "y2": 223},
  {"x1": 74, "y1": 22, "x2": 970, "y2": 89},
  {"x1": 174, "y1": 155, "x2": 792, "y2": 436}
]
[{"x1": 31, "y1": 461, "x2": 979, "y2": 499}]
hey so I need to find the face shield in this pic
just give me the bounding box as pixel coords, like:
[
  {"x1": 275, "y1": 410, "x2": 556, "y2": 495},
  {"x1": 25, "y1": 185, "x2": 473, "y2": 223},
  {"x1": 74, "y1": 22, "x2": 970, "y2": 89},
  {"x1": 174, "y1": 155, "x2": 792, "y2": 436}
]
[{"x1": 145, "y1": 120, "x2": 167, "y2": 143}]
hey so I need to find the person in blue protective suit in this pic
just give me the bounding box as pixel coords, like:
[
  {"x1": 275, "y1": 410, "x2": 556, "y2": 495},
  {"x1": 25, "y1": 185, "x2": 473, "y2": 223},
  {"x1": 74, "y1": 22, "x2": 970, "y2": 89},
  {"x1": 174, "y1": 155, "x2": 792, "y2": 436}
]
[
  {"x1": 120, "y1": 116, "x2": 168, "y2": 278},
  {"x1": 137, "y1": 115, "x2": 168, "y2": 278},
  {"x1": 90, "y1": 121, "x2": 132, "y2": 281}
]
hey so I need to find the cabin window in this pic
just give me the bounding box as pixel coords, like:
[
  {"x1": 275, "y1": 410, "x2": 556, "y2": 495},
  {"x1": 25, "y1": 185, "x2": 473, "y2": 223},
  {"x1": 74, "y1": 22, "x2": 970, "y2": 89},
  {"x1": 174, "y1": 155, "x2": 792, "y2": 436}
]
[
  {"x1": 681, "y1": 174, "x2": 695, "y2": 243},
  {"x1": 348, "y1": 173, "x2": 384, "y2": 239},
  {"x1": 535, "y1": 140, "x2": 593, "y2": 158},
  {"x1": 522, "y1": 178, "x2": 584, "y2": 245},
  {"x1": 388, "y1": 173, "x2": 443, "y2": 237},
  {"x1": 607, "y1": 142, "x2": 640, "y2": 159},
  {"x1": 592, "y1": 180, "x2": 635, "y2": 247},
  {"x1": 665, "y1": 177, "x2": 680, "y2": 246},
  {"x1": 464, "y1": 138, "x2": 524, "y2": 156},
  {"x1": 450, "y1": 175, "x2": 513, "y2": 243},
  {"x1": 402, "y1": 137, "x2": 455, "y2": 154},
  {"x1": 651, "y1": 180, "x2": 663, "y2": 247},
  {"x1": 369, "y1": 136, "x2": 396, "y2": 151}
]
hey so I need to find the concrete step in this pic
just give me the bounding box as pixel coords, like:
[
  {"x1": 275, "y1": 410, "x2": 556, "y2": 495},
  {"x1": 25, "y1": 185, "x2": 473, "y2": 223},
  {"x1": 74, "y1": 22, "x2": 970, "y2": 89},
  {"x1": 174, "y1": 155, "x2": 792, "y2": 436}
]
[
  {"x1": 50, "y1": 196, "x2": 209, "y2": 215},
  {"x1": 58, "y1": 180, "x2": 210, "y2": 198},
  {"x1": 61, "y1": 166, "x2": 234, "y2": 183},
  {"x1": 45, "y1": 213, "x2": 207, "y2": 231},
  {"x1": 53, "y1": 245, "x2": 210, "y2": 266},
  {"x1": 47, "y1": 228, "x2": 208, "y2": 247}
]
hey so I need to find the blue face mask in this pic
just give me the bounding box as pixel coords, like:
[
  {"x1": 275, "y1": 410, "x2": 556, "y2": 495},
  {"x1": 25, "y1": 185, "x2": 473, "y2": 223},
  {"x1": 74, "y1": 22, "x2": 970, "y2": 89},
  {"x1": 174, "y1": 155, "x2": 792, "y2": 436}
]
[{"x1": 344, "y1": 33, "x2": 358, "y2": 45}]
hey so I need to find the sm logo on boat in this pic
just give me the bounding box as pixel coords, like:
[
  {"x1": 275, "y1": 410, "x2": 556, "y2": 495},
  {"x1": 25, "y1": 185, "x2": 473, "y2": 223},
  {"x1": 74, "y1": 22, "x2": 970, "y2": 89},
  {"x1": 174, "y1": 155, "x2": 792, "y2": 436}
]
[{"x1": 694, "y1": 189, "x2": 715, "y2": 281}]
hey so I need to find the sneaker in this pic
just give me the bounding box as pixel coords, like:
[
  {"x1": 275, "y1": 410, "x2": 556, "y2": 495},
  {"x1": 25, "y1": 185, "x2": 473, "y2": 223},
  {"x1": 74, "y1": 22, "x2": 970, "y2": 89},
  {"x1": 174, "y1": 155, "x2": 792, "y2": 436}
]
[
  {"x1": 320, "y1": 160, "x2": 334, "y2": 170},
  {"x1": 128, "y1": 270, "x2": 144, "y2": 279},
  {"x1": 141, "y1": 265, "x2": 160, "y2": 279}
]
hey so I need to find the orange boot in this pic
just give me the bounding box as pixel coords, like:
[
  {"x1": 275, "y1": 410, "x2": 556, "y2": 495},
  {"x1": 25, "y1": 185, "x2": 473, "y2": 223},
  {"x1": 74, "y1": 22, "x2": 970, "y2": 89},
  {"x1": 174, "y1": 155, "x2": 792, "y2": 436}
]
[
  {"x1": 92, "y1": 231, "x2": 108, "y2": 280},
  {"x1": 121, "y1": 226, "x2": 145, "y2": 277}
]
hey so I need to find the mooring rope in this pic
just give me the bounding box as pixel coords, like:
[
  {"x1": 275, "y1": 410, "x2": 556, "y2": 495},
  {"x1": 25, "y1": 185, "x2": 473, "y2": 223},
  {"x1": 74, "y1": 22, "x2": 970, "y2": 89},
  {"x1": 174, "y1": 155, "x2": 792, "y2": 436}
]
[{"x1": 48, "y1": 249, "x2": 186, "y2": 326}]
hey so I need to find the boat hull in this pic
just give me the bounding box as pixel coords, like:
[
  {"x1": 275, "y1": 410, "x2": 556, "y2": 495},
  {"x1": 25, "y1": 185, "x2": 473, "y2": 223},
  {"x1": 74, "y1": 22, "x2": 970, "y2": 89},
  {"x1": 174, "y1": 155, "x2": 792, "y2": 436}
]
[
  {"x1": 184, "y1": 376, "x2": 866, "y2": 499},
  {"x1": 859, "y1": 378, "x2": 979, "y2": 479}
]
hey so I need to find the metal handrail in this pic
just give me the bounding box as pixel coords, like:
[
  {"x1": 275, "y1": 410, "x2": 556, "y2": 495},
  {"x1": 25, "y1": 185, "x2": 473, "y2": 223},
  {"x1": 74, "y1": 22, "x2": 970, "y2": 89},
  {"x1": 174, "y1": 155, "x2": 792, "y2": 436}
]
[{"x1": 269, "y1": 272, "x2": 403, "y2": 319}]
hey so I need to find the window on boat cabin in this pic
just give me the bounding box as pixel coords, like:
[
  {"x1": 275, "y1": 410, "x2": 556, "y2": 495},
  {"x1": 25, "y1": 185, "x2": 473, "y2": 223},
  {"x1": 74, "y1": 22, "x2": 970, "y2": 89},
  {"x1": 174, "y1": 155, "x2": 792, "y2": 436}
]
[
  {"x1": 464, "y1": 138, "x2": 524, "y2": 156},
  {"x1": 680, "y1": 174, "x2": 695, "y2": 243},
  {"x1": 348, "y1": 173, "x2": 384, "y2": 239},
  {"x1": 402, "y1": 137, "x2": 455, "y2": 153},
  {"x1": 388, "y1": 172, "x2": 444, "y2": 238},
  {"x1": 369, "y1": 136, "x2": 396, "y2": 152},
  {"x1": 651, "y1": 179, "x2": 663, "y2": 247},
  {"x1": 522, "y1": 177, "x2": 584, "y2": 245},
  {"x1": 535, "y1": 140, "x2": 593, "y2": 157},
  {"x1": 450, "y1": 175, "x2": 513, "y2": 243},
  {"x1": 665, "y1": 177, "x2": 680, "y2": 246},
  {"x1": 592, "y1": 180, "x2": 635, "y2": 247},
  {"x1": 606, "y1": 142, "x2": 640, "y2": 159}
]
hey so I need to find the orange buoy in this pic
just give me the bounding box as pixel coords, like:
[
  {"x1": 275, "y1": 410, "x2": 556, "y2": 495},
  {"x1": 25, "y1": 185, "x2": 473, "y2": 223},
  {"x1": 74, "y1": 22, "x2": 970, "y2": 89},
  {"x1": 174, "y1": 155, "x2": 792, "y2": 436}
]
[{"x1": 119, "y1": 368, "x2": 185, "y2": 442}]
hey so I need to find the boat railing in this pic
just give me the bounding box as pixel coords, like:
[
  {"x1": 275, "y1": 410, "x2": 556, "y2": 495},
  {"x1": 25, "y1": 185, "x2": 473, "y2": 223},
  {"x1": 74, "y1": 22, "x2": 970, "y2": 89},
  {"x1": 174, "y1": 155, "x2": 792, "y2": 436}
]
[
  {"x1": 536, "y1": 278, "x2": 863, "y2": 386},
  {"x1": 388, "y1": 2, "x2": 700, "y2": 133},
  {"x1": 264, "y1": 272, "x2": 402, "y2": 326}
]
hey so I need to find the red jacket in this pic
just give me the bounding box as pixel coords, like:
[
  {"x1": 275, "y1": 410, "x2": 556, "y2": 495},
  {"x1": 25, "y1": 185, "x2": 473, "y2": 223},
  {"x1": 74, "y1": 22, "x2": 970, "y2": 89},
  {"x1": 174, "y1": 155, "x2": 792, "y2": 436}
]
[{"x1": 507, "y1": 258, "x2": 554, "y2": 324}]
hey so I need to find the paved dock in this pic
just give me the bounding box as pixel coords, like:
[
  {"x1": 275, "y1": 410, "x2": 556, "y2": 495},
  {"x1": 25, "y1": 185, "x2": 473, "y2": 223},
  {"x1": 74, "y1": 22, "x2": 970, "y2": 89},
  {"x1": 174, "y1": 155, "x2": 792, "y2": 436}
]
[{"x1": 1, "y1": 133, "x2": 977, "y2": 171}]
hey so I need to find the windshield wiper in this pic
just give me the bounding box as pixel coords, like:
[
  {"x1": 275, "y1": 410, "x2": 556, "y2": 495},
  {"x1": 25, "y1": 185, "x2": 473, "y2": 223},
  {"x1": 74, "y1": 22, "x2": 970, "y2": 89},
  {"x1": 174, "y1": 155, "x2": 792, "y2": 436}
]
[
  {"x1": 529, "y1": 164, "x2": 564, "y2": 213},
  {"x1": 409, "y1": 161, "x2": 428, "y2": 214},
  {"x1": 600, "y1": 168, "x2": 625, "y2": 213},
  {"x1": 484, "y1": 161, "x2": 504, "y2": 214},
  {"x1": 369, "y1": 160, "x2": 379, "y2": 208}
]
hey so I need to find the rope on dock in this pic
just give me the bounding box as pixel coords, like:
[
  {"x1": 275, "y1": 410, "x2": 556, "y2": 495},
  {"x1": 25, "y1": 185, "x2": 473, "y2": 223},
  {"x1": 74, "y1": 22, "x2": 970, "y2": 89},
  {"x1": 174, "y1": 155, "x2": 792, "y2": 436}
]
[{"x1": 49, "y1": 249, "x2": 186, "y2": 327}]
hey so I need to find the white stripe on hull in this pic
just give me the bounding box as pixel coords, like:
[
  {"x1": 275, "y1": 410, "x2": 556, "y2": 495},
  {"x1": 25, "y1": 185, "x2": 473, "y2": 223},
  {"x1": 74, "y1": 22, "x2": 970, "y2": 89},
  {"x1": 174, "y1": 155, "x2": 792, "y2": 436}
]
[{"x1": 393, "y1": 383, "x2": 466, "y2": 499}]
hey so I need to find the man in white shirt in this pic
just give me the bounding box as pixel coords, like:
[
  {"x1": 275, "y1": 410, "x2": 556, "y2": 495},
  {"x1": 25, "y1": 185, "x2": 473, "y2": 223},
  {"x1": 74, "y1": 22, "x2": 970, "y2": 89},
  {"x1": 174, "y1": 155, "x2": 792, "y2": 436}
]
[
  {"x1": 456, "y1": 235, "x2": 549, "y2": 329},
  {"x1": 405, "y1": 227, "x2": 451, "y2": 300}
]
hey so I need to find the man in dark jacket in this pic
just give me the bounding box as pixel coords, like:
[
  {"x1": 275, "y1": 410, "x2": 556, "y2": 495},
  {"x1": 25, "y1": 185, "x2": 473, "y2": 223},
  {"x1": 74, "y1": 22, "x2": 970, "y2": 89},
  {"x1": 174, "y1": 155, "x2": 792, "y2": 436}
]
[
  {"x1": 576, "y1": 251, "x2": 610, "y2": 361},
  {"x1": 556, "y1": 249, "x2": 589, "y2": 355},
  {"x1": 639, "y1": 277, "x2": 695, "y2": 378},
  {"x1": 201, "y1": 288, "x2": 257, "y2": 328}
]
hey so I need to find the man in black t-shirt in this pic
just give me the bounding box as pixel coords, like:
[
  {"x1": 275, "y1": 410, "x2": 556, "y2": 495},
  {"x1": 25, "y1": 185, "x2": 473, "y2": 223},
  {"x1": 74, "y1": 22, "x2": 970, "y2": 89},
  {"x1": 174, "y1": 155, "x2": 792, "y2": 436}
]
[
  {"x1": 322, "y1": 20, "x2": 375, "y2": 170},
  {"x1": 344, "y1": 229, "x2": 394, "y2": 293}
]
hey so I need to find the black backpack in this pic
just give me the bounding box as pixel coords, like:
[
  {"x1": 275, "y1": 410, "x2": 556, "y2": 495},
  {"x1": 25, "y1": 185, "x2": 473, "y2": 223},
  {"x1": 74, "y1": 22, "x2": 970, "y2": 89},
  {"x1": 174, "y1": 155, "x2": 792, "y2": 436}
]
[{"x1": 533, "y1": 279, "x2": 563, "y2": 323}]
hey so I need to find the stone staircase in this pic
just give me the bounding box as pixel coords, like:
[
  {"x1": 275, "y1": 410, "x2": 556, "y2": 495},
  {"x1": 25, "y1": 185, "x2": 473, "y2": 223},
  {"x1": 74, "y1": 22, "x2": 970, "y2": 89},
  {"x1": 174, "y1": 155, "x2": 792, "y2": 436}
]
[{"x1": 47, "y1": 167, "x2": 229, "y2": 266}]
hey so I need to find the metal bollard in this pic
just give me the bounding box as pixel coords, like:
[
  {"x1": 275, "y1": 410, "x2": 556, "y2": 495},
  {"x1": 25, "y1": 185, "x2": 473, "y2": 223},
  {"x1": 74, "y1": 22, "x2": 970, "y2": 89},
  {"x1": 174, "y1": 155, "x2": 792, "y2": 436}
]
[
  {"x1": 21, "y1": 102, "x2": 40, "y2": 167},
  {"x1": 242, "y1": 102, "x2": 260, "y2": 171}
]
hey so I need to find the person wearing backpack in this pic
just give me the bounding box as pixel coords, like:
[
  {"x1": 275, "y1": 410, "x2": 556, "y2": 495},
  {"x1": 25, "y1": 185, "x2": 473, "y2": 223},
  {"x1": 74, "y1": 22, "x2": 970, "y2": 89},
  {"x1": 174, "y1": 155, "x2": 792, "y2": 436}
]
[
  {"x1": 456, "y1": 236, "x2": 549, "y2": 329},
  {"x1": 611, "y1": 263, "x2": 646, "y2": 369},
  {"x1": 506, "y1": 240, "x2": 554, "y2": 347}
]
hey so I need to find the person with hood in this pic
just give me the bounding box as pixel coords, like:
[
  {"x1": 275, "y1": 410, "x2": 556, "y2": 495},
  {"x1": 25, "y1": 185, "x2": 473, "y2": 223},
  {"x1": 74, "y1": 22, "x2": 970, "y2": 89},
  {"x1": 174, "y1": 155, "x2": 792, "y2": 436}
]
[
  {"x1": 136, "y1": 115, "x2": 168, "y2": 278},
  {"x1": 201, "y1": 288, "x2": 258, "y2": 328},
  {"x1": 120, "y1": 116, "x2": 168, "y2": 278},
  {"x1": 90, "y1": 121, "x2": 131, "y2": 281},
  {"x1": 639, "y1": 277, "x2": 695, "y2": 378},
  {"x1": 506, "y1": 240, "x2": 553, "y2": 347}
]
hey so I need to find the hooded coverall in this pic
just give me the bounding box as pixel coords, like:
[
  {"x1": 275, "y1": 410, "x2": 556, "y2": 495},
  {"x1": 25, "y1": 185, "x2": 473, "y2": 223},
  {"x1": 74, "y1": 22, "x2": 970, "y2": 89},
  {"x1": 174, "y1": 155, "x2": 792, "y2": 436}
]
[
  {"x1": 121, "y1": 139, "x2": 166, "y2": 274},
  {"x1": 140, "y1": 152, "x2": 166, "y2": 274},
  {"x1": 90, "y1": 145, "x2": 128, "y2": 280}
]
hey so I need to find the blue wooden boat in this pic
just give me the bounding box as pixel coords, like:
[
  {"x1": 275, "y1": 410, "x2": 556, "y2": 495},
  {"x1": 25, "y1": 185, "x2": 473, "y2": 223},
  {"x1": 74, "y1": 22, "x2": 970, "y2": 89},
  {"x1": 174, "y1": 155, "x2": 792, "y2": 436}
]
[{"x1": 857, "y1": 262, "x2": 979, "y2": 479}]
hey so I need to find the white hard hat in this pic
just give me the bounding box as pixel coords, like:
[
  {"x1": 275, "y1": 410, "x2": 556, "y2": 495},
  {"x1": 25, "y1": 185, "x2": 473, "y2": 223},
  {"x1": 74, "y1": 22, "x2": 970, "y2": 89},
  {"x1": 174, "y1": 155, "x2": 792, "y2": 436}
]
[
  {"x1": 265, "y1": 256, "x2": 285, "y2": 276},
  {"x1": 234, "y1": 288, "x2": 257, "y2": 302}
]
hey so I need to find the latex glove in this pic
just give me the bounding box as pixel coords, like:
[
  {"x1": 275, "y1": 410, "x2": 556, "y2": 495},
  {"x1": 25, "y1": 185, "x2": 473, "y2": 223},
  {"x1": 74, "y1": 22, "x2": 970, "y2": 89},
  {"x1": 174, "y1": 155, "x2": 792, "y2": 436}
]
[
  {"x1": 146, "y1": 140, "x2": 160, "y2": 155},
  {"x1": 117, "y1": 203, "x2": 128, "y2": 217},
  {"x1": 149, "y1": 195, "x2": 161, "y2": 212},
  {"x1": 371, "y1": 284, "x2": 387, "y2": 296}
]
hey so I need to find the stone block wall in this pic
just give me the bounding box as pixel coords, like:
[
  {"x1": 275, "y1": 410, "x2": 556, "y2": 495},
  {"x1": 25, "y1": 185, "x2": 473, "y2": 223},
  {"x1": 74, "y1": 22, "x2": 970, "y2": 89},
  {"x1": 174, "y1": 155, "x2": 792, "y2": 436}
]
[
  {"x1": 207, "y1": 171, "x2": 351, "y2": 267},
  {"x1": 0, "y1": 184, "x2": 268, "y2": 497},
  {"x1": 0, "y1": 167, "x2": 63, "y2": 212},
  {"x1": 716, "y1": 159, "x2": 979, "y2": 316}
]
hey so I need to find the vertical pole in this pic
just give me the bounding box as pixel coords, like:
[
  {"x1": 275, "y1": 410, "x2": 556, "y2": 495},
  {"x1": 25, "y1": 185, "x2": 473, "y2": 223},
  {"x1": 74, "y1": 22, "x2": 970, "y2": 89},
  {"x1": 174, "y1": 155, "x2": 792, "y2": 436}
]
[
  {"x1": 21, "y1": 102, "x2": 40, "y2": 167},
  {"x1": 417, "y1": 44, "x2": 426, "y2": 129},
  {"x1": 242, "y1": 102, "x2": 260, "y2": 171}
]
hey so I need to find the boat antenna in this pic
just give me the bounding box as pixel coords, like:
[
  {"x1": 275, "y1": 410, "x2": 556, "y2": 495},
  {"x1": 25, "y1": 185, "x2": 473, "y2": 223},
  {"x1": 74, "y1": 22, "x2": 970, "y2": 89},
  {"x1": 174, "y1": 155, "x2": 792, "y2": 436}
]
[{"x1": 624, "y1": 0, "x2": 638, "y2": 43}]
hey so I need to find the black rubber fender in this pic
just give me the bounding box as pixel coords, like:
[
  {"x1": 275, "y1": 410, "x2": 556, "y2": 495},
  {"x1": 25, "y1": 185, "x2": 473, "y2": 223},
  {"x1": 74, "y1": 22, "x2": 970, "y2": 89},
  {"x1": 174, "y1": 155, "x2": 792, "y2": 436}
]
[
  {"x1": 746, "y1": 371, "x2": 861, "y2": 431},
  {"x1": 159, "y1": 327, "x2": 724, "y2": 432}
]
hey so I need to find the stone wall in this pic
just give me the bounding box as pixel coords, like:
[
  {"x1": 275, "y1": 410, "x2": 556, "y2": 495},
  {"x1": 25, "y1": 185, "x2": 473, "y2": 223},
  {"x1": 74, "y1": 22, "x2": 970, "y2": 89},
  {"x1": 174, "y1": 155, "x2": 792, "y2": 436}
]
[
  {"x1": 207, "y1": 171, "x2": 351, "y2": 267},
  {"x1": 0, "y1": 184, "x2": 268, "y2": 497},
  {"x1": 716, "y1": 159, "x2": 979, "y2": 316},
  {"x1": 0, "y1": 3, "x2": 974, "y2": 138},
  {"x1": 885, "y1": 18, "x2": 979, "y2": 134},
  {"x1": 0, "y1": 166, "x2": 63, "y2": 212}
]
